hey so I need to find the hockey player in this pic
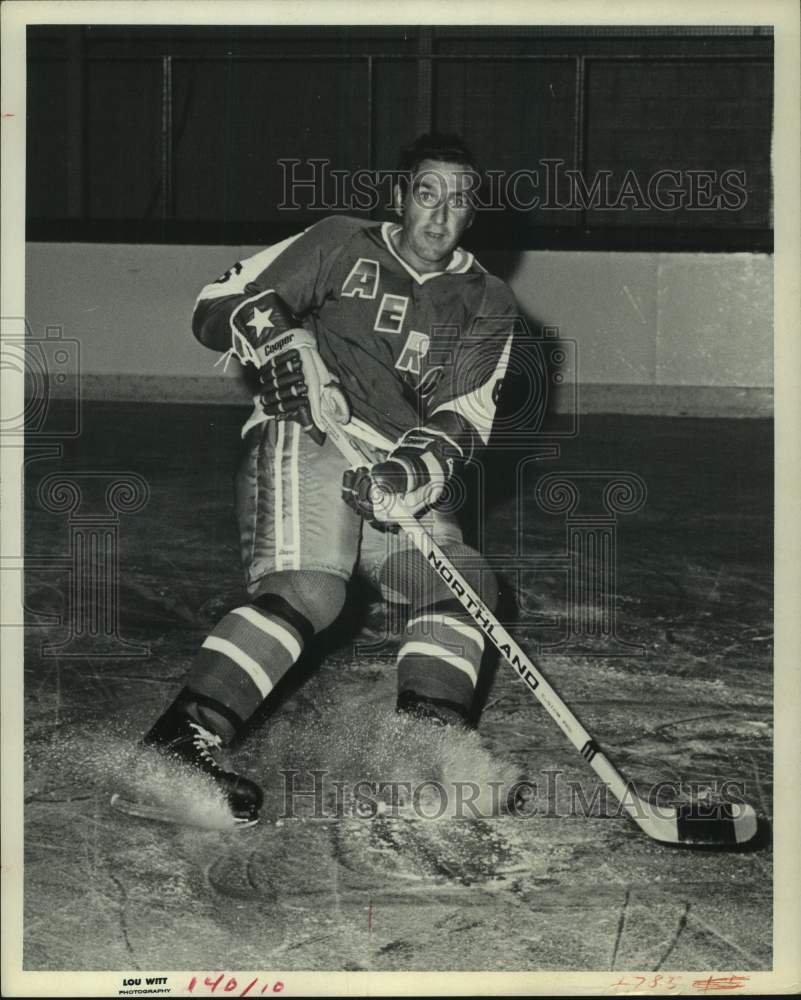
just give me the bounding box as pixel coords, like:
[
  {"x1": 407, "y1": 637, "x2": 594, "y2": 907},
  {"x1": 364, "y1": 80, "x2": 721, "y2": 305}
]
[{"x1": 119, "y1": 134, "x2": 521, "y2": 827}]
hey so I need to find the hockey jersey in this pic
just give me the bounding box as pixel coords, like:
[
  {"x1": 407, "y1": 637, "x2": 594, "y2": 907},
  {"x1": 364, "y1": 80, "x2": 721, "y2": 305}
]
[{"x1": 193, "y1": 215, "x2": 520, "y2": 445}]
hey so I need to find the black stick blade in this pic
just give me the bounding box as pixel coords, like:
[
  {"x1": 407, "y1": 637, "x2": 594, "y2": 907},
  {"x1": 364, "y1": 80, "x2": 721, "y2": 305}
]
[{"x1": 675, "y1": 801, "x2": 757, "y2": 846}]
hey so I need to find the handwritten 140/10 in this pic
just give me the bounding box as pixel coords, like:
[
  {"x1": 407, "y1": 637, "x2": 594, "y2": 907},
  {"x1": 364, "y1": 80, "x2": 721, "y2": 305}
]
[{"x1": 186, "y1": 975, "x2": 285, "y2": 996}]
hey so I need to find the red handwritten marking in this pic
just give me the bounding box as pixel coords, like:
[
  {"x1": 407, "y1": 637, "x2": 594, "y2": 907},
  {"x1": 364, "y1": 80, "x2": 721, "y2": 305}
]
[
  {"x1": 692, "y1": 975, "x2": 750, "y2": 992},
  {"x1": 611, "y1": 974, "x2": 748, "y2": 994},
  {"x1": 187, "y1": 976, "x2": 285, "y2": 995}
]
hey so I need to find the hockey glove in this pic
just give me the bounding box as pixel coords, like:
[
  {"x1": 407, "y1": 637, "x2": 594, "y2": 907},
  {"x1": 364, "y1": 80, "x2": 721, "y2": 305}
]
[
  {"x1": 258, "y1": 329, "x2": 349, "y2": 444},
  {"x1": 341, "y1": 422, "x2": 466, "y2": 532},
  {"x1": 226, "y1": 289, "x2": 348, "y2": 444}
]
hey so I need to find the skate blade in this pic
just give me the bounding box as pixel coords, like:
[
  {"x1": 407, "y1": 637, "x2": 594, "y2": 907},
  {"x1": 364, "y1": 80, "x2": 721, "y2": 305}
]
[{"x1": 110, "y1": 793, "x2": 258, "y2": 830}]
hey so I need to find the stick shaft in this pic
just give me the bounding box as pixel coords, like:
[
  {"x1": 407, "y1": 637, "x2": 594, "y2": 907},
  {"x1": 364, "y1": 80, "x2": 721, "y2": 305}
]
[
  {"x1": 394, "y1": 509, "x2": 641, "y2": 814},
  {"x1": 322, "y1": 415, "x2": 648, "y2": 823}
]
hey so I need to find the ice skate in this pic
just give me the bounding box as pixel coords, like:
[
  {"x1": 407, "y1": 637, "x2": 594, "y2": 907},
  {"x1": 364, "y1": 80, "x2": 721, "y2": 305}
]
[
  {"x1": 396, "y1": 689, "x2": 470, "y2": 727},
  {"x1": 111, "y1": 699, "x2": 263, "y2": 829}
]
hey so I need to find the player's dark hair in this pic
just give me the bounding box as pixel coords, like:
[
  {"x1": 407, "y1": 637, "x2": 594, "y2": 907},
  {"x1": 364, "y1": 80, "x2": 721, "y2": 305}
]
[
  {"x1": 396, "y1": 133, "x2": 483, "y2": 200},
  {"x1": 398, "y1": 132, "x2": 481, "y2": 176}
]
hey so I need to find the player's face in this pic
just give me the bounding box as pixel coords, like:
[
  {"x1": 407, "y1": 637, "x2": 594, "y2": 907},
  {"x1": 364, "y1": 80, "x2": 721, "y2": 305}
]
[{"x1": 394, "y1": 159, "x2": 476, "y2": 274}]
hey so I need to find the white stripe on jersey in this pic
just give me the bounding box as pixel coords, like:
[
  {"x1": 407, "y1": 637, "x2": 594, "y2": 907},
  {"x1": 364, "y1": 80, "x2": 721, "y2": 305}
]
[
  {"x1": 431, "y1": 331, "x2": 514, "y2": 444},
  {"x1": 380, "y1": 222, "x2": 474, "y2": 285},
  {"x1": 194, "y1": 230, "x2": 308, "y2": 305},
  {"x1": 344, "y1": 416, "x2": 395, "y2": 452}
]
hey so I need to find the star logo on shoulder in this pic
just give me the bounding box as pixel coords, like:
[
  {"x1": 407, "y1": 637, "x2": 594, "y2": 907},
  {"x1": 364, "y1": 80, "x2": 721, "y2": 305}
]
[{"x1": 246, "y1": 306, "x2": 275, "y2": 343}]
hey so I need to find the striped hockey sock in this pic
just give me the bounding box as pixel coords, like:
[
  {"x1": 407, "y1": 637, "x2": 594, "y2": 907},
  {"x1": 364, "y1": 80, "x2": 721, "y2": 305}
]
[
  {"x1": 186, "y1": 593, "x2": 314, "y2": 725},
  {"x1": 397, "y1": 597, "x2": 486, "y2": 715}
]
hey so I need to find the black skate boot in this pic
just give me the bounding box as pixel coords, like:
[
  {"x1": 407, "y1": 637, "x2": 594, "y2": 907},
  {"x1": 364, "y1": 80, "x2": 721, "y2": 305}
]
[
  {"x1": 141, "y1": 695, "x2": 263, "y2": 823},
  {"x1": 111, "y1": 693, "x2": 263, "y2": 828},
  {"x1": 396, "y1": 689, "x2": 470, "y2": 727}
]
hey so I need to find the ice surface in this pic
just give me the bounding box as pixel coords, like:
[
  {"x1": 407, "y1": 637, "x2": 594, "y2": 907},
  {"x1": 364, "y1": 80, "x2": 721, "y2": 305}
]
[{"x1": 21, "y1": 408, "x2": 774, "y2": 972}]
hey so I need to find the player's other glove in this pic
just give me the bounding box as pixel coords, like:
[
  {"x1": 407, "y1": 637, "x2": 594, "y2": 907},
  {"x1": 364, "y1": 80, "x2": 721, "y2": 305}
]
[
  {"x1": 341, "y1": 463, "x2": 406, "y2": 534},
  {"x1": 342, "y1": 415, "x2": 473, "y2": 532}
]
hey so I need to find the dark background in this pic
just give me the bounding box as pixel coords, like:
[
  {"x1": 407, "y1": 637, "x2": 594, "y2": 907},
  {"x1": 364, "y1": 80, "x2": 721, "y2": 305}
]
[{"x1": 27, "y1": 24, "x2": 772, "y2": 251}]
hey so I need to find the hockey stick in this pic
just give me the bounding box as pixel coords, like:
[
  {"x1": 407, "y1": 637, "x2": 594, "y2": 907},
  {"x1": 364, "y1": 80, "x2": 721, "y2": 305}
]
[{"x1": 319, "y1": 402, "x2": 758, "y2": 847}]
